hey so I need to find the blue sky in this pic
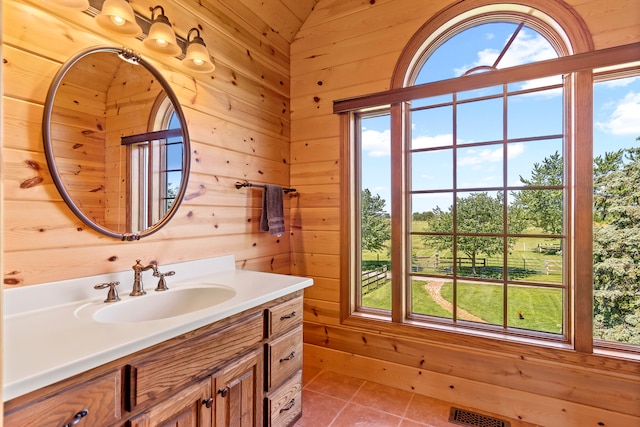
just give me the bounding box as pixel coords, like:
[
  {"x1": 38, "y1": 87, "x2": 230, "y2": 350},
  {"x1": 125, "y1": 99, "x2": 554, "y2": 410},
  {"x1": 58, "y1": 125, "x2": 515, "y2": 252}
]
[{"x1": 360, "y1": 23, "x2": 640, "y2": 214}]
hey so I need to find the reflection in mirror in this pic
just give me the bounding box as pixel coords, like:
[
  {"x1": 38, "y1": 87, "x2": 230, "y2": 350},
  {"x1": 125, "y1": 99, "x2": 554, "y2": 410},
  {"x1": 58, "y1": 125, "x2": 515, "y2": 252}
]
[{"x1": 43, "y1": 47, "x2": 190, "y2": 240}]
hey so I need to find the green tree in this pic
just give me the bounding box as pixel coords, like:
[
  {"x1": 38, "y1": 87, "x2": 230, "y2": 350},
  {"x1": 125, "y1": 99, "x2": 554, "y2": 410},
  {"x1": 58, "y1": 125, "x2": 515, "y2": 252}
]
[
  {"x1": 593, "y1": 145, "x2": 640, "y2": 344},
  {"x1": 593, "y1": 149, "x2": 624, "y2": 222},
  {"x1": 511, "y1": 151, "x2": 563, "y2": 234},
  {"x1": 413, "y1": 211, "x2": 435, "y2": 222},
  {"x1": 424, "y1": 192, "x2": 522, "y2": 275},
  {"x1": 361, "y1": 189, "x2": 391, "y2": 253}
]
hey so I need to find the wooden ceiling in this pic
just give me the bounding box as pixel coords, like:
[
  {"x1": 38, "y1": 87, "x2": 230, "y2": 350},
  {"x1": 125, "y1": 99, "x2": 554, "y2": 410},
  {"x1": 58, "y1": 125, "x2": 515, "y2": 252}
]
[{"x1": 215, "y1": 0, "x2": 319, "y2": 43}]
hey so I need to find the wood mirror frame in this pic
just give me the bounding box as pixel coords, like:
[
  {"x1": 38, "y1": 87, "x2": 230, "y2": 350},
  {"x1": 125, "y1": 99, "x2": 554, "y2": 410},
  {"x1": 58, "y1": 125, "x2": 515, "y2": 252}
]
[{"x1": 43, "y1": 46, "x2": 190, "y2": 241}]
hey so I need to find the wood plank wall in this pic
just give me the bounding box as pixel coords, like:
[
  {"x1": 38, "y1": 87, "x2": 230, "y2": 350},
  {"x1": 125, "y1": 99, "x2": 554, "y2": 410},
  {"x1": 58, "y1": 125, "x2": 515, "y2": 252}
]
[
  {"x1": 290, "y1": 0, "x2": 640, "y2": 426},
  {"x1": 2, "y1": 0, "x2": 297, "y2": 286}
]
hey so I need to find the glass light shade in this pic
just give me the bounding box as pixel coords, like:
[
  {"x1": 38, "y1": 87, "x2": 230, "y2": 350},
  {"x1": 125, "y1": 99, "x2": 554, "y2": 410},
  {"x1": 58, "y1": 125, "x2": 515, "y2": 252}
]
[
  {"x1": 143, "y1": 15, "x2": 181, "y2": 57},
  {"x1": 183, "y1": 38, "x2": 215, "y2": 73},
  {"x1": 95, "y1": 0, "x2": 141, "y2": 37},
  {"x1": 45, "y1": 0, "x2": 90, "y2": 10}
]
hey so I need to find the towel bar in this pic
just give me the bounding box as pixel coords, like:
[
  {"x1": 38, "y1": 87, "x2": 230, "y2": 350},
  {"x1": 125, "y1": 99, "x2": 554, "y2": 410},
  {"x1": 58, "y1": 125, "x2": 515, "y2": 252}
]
[{"x1": 235, "y1": 181, "x2": 296, "y2": 194}]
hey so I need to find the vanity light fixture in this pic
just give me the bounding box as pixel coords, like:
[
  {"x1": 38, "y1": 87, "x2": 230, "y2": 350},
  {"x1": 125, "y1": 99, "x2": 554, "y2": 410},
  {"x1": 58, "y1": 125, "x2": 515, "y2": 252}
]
[
  {"x1": 45, "y1": 0, "x2": 90, "y2": 11},
  {"x1": 182, "y1": 28, "x2": 215, "y2": 73},
  {"x1": 95, "y1": 0, "x2": 141, "y2": 36},
  {"x1": 143, "y1": 6, "x2": 181, "y2": 57}
]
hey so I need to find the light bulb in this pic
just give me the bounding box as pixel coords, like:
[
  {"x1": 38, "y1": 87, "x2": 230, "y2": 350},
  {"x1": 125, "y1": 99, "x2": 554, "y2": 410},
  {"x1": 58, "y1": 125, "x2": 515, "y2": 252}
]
[
  {"x1": 110, "y1": 15, "x2": 125, "y2": 26},
  {"x1": 156, "y1": 39, "x2": 168, "y2": 47},
  {"x1": 182, "y1": 28, "x2": 215, "y2": 73},
  {"x1": 95, "y1": 0, "x2": 142, "y2": 36}
]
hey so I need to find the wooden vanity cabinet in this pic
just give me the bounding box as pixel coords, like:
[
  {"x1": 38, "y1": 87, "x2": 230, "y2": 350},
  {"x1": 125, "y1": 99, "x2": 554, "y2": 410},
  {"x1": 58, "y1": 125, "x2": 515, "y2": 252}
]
[
  {"x1": 126, "y1": 311, "x2": 264, "y2": 412},
  {"x1": 3, "y1": 291, "x2": 304, "y2": 427},
  {"x1": 128, "y1": 378, "x2": 212, "y2": 427},
  {"x1": 214, "y1": 348, "x2": 263, "y2": 426},
  {"x1": 264, "y1": 296, "x2": 304, "y2": 427},
  {"x1": 3, "y1": 369, "x2": 122, "y2": 427}
]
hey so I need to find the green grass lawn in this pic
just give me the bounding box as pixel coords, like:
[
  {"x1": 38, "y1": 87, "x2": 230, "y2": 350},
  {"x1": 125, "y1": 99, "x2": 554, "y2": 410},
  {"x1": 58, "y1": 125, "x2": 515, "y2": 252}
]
[
  {"x1": 362, "y1": 280, "x2": 562, "y2": 333},
  {"x1": 360, "y1": 223, "x2": 565, "y2": 333}
]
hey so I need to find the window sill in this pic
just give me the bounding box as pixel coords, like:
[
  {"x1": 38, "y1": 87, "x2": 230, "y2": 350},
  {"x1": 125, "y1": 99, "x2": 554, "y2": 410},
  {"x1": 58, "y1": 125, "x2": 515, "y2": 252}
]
[{"x1": 343, "y1": 310, "x2": 575, "y2": 354}]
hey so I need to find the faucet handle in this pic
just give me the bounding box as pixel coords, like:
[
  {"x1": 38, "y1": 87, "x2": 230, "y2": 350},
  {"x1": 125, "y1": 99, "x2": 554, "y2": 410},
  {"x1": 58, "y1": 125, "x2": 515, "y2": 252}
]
[
  {"x1": 153, "y1": 270, "x2": 175, "y2": 291},
  {"x1": 94, "y1": 281, "x2": 121, "y2": 303}
]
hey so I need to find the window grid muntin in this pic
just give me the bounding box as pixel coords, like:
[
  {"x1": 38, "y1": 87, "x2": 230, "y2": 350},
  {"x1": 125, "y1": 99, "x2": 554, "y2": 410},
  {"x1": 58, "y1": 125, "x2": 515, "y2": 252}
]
[
  {"x1": 406, "y1": 12, "x2": 571, "y2": 88},
  {"x1": 408, "y1": 77, "x2": 566, "y2": 335}
]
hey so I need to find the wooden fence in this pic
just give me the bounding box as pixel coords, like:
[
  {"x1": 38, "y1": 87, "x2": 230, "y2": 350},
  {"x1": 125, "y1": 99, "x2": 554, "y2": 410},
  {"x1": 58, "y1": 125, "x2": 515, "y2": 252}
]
[
  {"x1": 361, "y1": 265, "x2": 388, "y2": 294},
  {"x1": 411, "y1": 255, "x2": 562, "y2": 278}
]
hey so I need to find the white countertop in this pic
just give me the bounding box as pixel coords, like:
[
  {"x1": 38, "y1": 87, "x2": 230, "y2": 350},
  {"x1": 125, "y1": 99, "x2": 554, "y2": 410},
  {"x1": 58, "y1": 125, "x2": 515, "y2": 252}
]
[{"x1": 3, "y1": 255, "x2": 313, "y2": 401}]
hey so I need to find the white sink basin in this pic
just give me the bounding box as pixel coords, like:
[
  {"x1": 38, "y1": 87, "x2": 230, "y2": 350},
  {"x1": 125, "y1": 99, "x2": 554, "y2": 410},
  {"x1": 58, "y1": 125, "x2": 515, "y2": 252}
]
[{"x1": 75, "y1": 285, "x2": 236, "y2": 323}]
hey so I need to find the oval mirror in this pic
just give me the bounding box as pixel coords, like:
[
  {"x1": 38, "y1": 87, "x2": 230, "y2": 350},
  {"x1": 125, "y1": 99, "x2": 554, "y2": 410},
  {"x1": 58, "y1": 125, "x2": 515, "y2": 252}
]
[{"x1": 43, "y1": 46, "x2": 190, "y2": 240}]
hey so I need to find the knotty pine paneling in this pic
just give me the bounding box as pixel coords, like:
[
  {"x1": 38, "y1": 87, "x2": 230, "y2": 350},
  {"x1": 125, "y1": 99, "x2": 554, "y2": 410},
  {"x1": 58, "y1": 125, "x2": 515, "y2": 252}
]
[
  {"x1": 186, "y1": 110, "x2": 290, "y2": 163},
  {"x1": 3, "y1": 0, "x2": 295, "y2": 286},
  {"x1": 290, "y1": 230, "x2": 340, "y2": 256},
  {"x1": 289, "y1": 207, "x2": 340, "y2": 231},
  {"x1": 291, "y1": 0, "x2": 640, "y2": 425},
  {"x1": 231, "y1": 0, "x2": 305, "y2": 44},
  {"x1": 291, "y1": 252, "x2": 339, "y2": 280},
  {"x1": 235, "y1": 253, "x2": 292, "y2": 273},
  {"x1": 570, "y1": 0, "x2": 640, "y2": 48},
  {"x1": 2, "y1": 149, "x2": 57, "y2": 202},
  {"x1": 290, "y1": 135, "x2": 340, "y2": 163},
  {"x1": 287, "y1": 184, "x2": 340, "y2": 208},
  {"x1": 3, "y1": 231, "x2": 291, "y2": 287},
  {"x1": 2, "y1": 98, "x2": 43, "y2": 153},
  {"x1": 290, "y1": 160, "x2": 339, "y2": 185},
  {"x1": 303, "y1": 298, "x2": 340, "y2": 323}
]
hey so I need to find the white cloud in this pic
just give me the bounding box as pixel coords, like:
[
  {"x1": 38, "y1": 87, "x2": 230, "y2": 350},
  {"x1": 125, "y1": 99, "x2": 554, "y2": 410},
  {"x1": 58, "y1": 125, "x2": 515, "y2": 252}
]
[
  {"x1": 412, "y1": 134, "x2": 453, "y2": 149},
  {"x1": 507, "y1": 143, "x2": 525, "y2": 158},
  {"x1": 458, "y1": 147, "x2": 502, "y2": 166},
  {"x1": 362, "y1": 128, "x2": 390, "y2": 156},
  {"x1": 595, "y1": 91, "x2": 640, "y2": 135},
  {"x1": 486, "y1": 33, "x2": 495, "y2": 40},
  {"x1": 454, "y1": 30, "x2": 557, "y2": 76},
  {"x1": 519, "y1": 75, "x2": 563, "y2": 93},
  {"x1": 457, "y1": 143, "x2": 524, "y2": 167},
  {"x1": 600, "y1": 76, "x2": 639, "y2": 88}
]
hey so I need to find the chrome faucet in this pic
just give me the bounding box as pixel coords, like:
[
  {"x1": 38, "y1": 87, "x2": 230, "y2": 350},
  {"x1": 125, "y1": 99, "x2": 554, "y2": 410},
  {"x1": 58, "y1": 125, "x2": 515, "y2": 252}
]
[{"x1": 130, "y1": 259, "x2": 157, "y2": 296}]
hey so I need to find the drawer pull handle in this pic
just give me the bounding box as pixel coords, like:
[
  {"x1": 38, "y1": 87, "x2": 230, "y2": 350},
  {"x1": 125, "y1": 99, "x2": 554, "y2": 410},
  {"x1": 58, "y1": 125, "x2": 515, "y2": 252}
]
[
  {"x1": 279, "y1": 398, "x2": 296, "y2": 413},
  {"x1": 280, "y1": 311, "x2": 296, "y2": 320},
  {"x1": 218, "y1": 387, "x2": 229, "y2": 398},
  {"x1": 63, "y1": 409, "x2": 89, "y2": 427},
  {"x1": 202, "y1": 397, "x2": 214, "y2": 408},
  {"x1": 279, "y1": 351, "x2": 296, "y2": 362}
]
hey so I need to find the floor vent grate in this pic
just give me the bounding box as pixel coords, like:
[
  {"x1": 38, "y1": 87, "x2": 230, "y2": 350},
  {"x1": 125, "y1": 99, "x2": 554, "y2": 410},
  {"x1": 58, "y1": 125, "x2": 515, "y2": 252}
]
[{"x1": 449, "y1": 407, "x2": 511, "y2": 427}]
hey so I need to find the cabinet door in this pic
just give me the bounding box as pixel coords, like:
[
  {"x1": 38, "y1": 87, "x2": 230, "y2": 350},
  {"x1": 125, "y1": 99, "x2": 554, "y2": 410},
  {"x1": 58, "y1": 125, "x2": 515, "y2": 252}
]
[
  {"x1": 129, "y1": 378, "x2": 212, "y2": 427},
  {"x1": 214, "y1": 349, "x2": 263, "y2": 427}
]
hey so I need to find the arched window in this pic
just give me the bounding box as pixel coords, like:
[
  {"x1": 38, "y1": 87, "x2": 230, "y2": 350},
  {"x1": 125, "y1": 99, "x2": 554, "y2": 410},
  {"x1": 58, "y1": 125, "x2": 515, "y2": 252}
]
[
  {"x1": 129, "y1": 94, "x2": 184, "y2": 232},
  {"x1": 340, "y1": 1, "x2": 640, "y2": 353}
]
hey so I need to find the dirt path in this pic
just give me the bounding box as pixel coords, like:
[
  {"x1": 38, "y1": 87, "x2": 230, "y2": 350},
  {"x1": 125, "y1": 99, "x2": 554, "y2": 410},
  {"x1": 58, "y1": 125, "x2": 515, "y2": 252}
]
[{"x1": 422, "y1": 279, "x2": 486, "y2": 323}]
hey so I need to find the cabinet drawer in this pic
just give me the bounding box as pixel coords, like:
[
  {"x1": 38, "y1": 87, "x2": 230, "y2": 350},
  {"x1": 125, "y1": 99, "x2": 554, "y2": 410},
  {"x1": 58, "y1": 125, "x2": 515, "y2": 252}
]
[
  {"x1": 4, "y1": 370, "x2": 121, "y2": 427},
  {"x1": 266, "y1": 370, "x2": 302, "y2": 427},
  {"x1": 268, "y1": 296, "x2": 302, "y2": 337},
  {"x1": 266, "y1": 326, "x2": 303, "y2": 391},
  {"x1": 128, "y1": 311, "x2": 264, "y2": 410}
]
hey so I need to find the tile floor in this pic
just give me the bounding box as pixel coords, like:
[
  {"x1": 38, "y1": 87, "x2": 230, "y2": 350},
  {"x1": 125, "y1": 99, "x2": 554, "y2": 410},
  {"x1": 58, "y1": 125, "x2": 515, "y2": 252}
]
[{"x1": 294, "y1": 366, "x2": 540, "y2": 427}]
